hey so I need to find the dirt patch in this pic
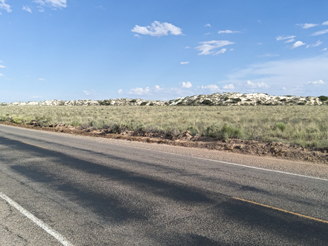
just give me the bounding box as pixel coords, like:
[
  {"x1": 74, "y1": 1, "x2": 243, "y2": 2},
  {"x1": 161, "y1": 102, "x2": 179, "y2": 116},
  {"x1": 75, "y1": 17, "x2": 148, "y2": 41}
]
[{"x1": 1, "y1": 121, "x2": 327, "y2": 165}]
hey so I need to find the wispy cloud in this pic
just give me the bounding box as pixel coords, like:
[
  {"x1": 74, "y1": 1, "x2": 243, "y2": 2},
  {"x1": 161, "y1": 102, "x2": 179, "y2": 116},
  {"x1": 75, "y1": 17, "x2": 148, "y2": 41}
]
[
  {"x1": 322, "y1": 48, "x2": 327, "y2": 51},
  {"x1": 223, "y1": 84, "x2": 235, "y2": 89},
  {"x1": 307, "y1": 80, "x2": 325, "y2": 85},
  {"x1": 224, "y1": 54, "x2": 328, "y2": 95},
  {"x1": 306, "y1": 40, "x2": 322, "y2": 48},
  {"x1": 181, "y1": 82, "x2": 192, "y2": 88},
  {"x1": 246, "y1": 80, "x2": 269, "y2": 88},
  {"x1": 22, "y1": 6, "x2": 32, "y2": 13},
  {"x1": 0, "y1": 64, "x2": 6, "y2": 68},
  {"x1": 259, "y1": 53, "x2": 279, "y2": 58},
  {"x1": 195, "y1": 40, "x2": 234, "y2": 55},
  {"x1": 218, "y1": 30, "x2": 240, "y2": 34},
  {"x1": 34, "y1": 0, "x2": 67, "y2": 9},
  {"x1": 38, "y1": 78, "x2": 46, "y2": 81},
  {"x1": 285, "y1": 39, "x2": 295, "y2": 43},
  {"x1": 131, "y1": 21, "x2": 183, "y2": 37},
  {"x1": 323, "y1": 21, "x2": 328, "y2": 26},
  {"x1": 0, "y1": 0, "x2": 11, "y2": 12},
  {"x1": 200, "y1": 84, "x2": 219, "y2": 91},
  {"x1": 180, "y1": 61, "x2": 189, "y2": 65},
  {"x1": 0, "y1": 73, "x2": 4, "y2": 77},
  {"x1": 291, "y1": 41, "x2": 306, "y2": 49},
  {"x1": 205, "y1": 23, "x2": 211, "y2": 27},
  {"x1": 297, "y1": 23, "x2": 318, "y2": 29},
  {"x1": 118, "y1": 89, "x2": 123, "y2": 94},
  {"x1": 128, "y1": 87, "x2": 150, "y2": 95},
  {"x1": 312, "y1": 29, "x2": 328, "y2": 36},
  {"x1": 276, "y1": 35, "x2": 296, "y2": 41},
  {"x1": 214, "y1": 48, "x2": 227, "y2": 55}
]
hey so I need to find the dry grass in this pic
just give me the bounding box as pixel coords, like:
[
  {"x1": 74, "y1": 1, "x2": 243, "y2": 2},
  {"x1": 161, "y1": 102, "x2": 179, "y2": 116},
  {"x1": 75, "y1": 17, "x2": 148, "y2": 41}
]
[{"x1": 0, "y1": 105, "x2": 328, "y2": 148}]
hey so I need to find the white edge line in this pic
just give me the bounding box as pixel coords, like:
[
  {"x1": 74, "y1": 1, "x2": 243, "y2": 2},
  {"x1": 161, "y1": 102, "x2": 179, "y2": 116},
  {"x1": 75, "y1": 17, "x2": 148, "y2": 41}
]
[
  {"x1": 122, "y1": 143, "x2": 328, "y2": 182},
  {"x1": 0, "y1": 192, "x2": 73, "y2": 246}
]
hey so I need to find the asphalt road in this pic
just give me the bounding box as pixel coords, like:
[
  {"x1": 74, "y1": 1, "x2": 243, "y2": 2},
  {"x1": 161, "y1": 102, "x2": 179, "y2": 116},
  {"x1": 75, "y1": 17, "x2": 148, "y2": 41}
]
[{"x1": 0, "y1": 124, "x2": 327, "y2": 245}]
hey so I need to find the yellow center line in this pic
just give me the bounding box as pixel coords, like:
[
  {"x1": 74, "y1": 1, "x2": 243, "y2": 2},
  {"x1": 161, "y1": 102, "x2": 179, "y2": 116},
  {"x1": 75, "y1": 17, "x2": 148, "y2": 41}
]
[
  {"x1": 21, "y1": 141, "x2": 47, "y2": 149},
  {"x1": 233, "y1": 197, "x2": 328, "y2": 224}
]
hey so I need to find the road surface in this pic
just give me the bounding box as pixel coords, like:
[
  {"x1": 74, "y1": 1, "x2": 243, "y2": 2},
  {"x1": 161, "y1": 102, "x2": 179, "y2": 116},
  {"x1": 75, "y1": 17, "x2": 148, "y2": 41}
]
[{"x1": 0, "y1": 124, "x2": 327, "y2": 245}]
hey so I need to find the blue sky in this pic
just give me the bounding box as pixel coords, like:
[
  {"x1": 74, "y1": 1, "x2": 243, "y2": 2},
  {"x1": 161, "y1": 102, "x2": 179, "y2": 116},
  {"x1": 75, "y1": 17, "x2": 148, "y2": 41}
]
[{"x1": 0, "y1": 0, "x2": 328, "y2": 102}]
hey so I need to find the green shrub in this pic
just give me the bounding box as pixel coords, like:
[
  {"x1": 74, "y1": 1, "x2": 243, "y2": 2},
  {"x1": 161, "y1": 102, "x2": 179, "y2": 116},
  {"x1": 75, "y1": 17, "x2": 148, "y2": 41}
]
[
  {"x1": 72, "y1": 121, "x2": 80, "y2": 127},
  {"x1": 140, "y1": 102, "x2": 147, "y2": 106},
  {"x1": 206, "y1": 123, "x2": 244, "y2": 140},
  {"x1": 130, "y1": 99, "x2": 137, "y2": 103},
  {"x1": 318, "y1": 95, "x2": 328, "y2": 102},
  {"x1": 202, "y1": 100, "x2": 213, "y2": 106},
  {"x1": 275, "y1": 122, "x2": 286, "y2": 132}
]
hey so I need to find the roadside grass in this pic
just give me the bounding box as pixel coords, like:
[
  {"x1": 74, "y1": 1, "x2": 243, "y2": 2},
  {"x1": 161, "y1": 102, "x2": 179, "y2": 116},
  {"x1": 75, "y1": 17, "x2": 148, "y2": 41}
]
[{"x1": 0, "y1": 105, "x2": 327, "y2": 148}]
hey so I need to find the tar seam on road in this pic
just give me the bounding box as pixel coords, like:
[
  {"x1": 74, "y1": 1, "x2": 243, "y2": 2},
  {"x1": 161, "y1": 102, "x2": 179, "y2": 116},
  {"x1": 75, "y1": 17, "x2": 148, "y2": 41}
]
[
  {"x1": 0, "y1": 192, "x2": 73, "y2": 246},
  {"x1": 120, "y1": 144, "x2": 328, "y2": 182},
  {"x1": 21, "y1": 141, "x2": 47, "y2": 149},
  {"x1": 233, "y1": 197, "x2": 328, "y2": 224}
]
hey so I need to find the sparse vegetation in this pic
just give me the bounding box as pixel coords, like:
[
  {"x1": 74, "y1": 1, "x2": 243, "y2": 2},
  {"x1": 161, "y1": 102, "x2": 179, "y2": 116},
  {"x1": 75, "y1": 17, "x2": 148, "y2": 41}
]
[{"x1": 0, "y1": 105, "x2": 327, "y2": 148}]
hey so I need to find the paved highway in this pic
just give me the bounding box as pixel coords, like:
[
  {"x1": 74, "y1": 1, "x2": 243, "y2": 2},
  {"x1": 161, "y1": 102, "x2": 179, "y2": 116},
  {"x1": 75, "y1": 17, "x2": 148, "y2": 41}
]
[{"x1": 0, "y1": 124, "x2": 327, "y2": 245}]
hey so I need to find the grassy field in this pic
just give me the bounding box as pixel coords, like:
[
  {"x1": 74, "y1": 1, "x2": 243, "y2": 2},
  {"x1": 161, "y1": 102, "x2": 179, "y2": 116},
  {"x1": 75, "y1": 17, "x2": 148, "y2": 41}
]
[{"x1": 0, "y1": 105, "x2": 327, "y2": 148}]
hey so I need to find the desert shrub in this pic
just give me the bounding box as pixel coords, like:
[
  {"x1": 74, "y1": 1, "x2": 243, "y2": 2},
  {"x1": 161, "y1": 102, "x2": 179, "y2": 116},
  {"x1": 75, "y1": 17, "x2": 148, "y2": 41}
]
[
  {"x1": 275, "y1": 122, "x2": 286, "y2": 132},
  {"x1": 202, "y1": 100, "x2": 213, "y2": 106},
  {"x1": 130, "y1": 99, "x2": 137, "y2": 103},
  {"x1": 206, "y1": 123, "x2": 244, "y2": 140},
  {"x1": 318, "y1": 95, "x2": 328, "y2": 102},
  {"x1": 140, "y1": 102, "x2": 147, "y2": 106},
  {"x1": 231, "y1": 98, "x2": 241, "y2": 103},
  {"x1": 71, "y1": 121, "x2": 80, "y2": 127}
]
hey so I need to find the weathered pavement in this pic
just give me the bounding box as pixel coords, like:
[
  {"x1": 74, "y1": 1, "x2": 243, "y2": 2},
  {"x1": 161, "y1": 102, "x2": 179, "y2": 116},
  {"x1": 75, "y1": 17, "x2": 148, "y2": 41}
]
[{"x1": 0, "y1": 124, "x2": 328, "y2": 245}]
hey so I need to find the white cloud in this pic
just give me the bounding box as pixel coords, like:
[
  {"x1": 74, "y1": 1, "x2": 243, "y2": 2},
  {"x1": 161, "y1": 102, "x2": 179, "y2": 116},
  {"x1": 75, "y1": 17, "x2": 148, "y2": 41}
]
[
  {"x1": 34, "y1": 0, "x2": 67, "y2": 9},
  {"x1": 195, "y1": 40, "x2": 234, "y2": 55},
  {"x1": 291, "y1": 41, "x2": 306, "y2": 49},
  {"x1": 205, "y1": 23, "x2": 211, "y2": 27},
  {"x1": 322, "y1": 48, "x2": 327, "y2": 51},
  {"x1": 223, "y1": 84, "x2": 235, "y2": 89},
  {"x1": 23, "y1": 6, "x2": 32, "y2": 13},
  {"x1": 134, "y1": 34, "x2": 140, "y2": 38},
  {"x1": 37, "y1": 6, "x2": 44, "y2": 12},
  {"x1": 218, "y1": 30, "x2": 240, "y2": 34},
  {"x1": 246, "y1": 80, "x2": 269, "y2": 88},
  {"x1": 285, "y1": 39, "x2": 295, "y2": 43},
  {"x1": 282, "y1": 87, "x2": 286, "y2": 90},
  {"x1": 83, "y1": 90, "x2": 91, "y2": 95},
  {"x1": 323, "y1": 21, "x2": 328, "y2": 25},
  {"x1": 0, "y1": 64, "x2": 6, "y2": 68},
  {"x1": 230, "y1": 48, "x2": 234, "y2": 51},
  {"x1": 0, "y1": 73, "x2": 4, "y2": 77},
  {"x1": 128, "y1": 87, "x2": 150, "y2": 95},
  {"x1": 185, "y1": 46, "x2": 190, "y2": 49},
  {"x1": 201, "y1": 84, "x2": 219, "y2": 91},
  {"x1": 307, "y1": 80, "x2": 325, "y2": 85},
  {"x1": 214, "y1": 48, "x2": 227, "y2": 55},
  {"x1": 224, "y1": 54, "x2": 328, "y2": 95},
  {"x1": 118, "y1": 89, "x2": 123, "y2": 94},
  {"x1": 0, "y1": 0, "x2": 11, "y2": 12},
  {"x1": 180, "y1": 61, "x2": 189, "y2": 65},
  {"x1": 306, "y1": 40, "x2": 323, "y2": 48},
  {"x1": 205, "y1": 32, "x2": 211, "y2": 35},
  {"x1": 297, "y1": 23, "x2": 318, "y2": 29},
  {"x1": 312, "y1": 29, "x2": 328, "y2": 36},
  {"x1": 276, "y1": 35, "x2": 296, "y2": 41},
  {"x1": 131, "y1": 21, "x2": 182, "y2": 37},
  {"x1": 38, "y1": 78, "x2": 46, "y2": 81},
  {"x1": 181, "y1": 82, "x2": 192, "y2": 88},
  {"x1": 155, "y1": 85, "x2": 161, "y2": 91}
]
